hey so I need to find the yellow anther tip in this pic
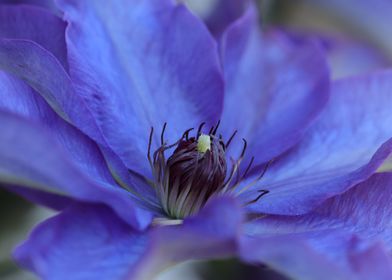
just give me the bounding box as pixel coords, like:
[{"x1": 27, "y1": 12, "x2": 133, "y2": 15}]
[{"x1": 197, "y1": 134, "x2": 211, "y2": 153}]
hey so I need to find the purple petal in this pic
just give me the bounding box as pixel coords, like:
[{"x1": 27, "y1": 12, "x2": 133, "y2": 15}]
[
  {"x1": 240, "y1": 235, "x2": 352, "y2": 280},
  {"x1": 0, "y1": 38, "x2": 106, "y2": 146},
  {"x1": 15, "y1": 197, "x2": 242, "y2": 280},
  {"x1": 242, "y1": 70, "x2": 392, "y2": 215},
  {"x1": 14, "y1": 203, "x2": 148, "y2": 280},
  {"x1": 132, "y1": 196, "x2": 243, "y2": 279},
  {"x1": 56, "y1": 0, "x2": 224, "y2": 176},
  {"x1": 0, "y1": 0, "x2": 58, "y2": 13},
  {"x1": 242, "y1": 173, "x2": 392, "y2": 279},
  {"x1": 251, "y1": 173, "x2": 392, "y2": 246},
  {"x1": 240, "y1": 233, "x2": 392, "y2": 280},
  {"x1": 0, "y1": 72, "x2": 116, "y2": 189},
  {"x1": 203, "y1": 0, "x2": 249, "y2": 37},
  {"x1": 0, "y1": 40, "x2": 157, "y2": 201},
  {"x1": 0, "y1": 71, "x2": 155, "y2": 208},
  {"x1": 0, "y1": 5, "x2": 67, "y2": 67},
  {"x1": 99, "y1": 146, "x2": 159, "y2": 209},
  {"x1": 350, "y1": 242, "x2": 392, "y2": 280},
  {"x1": 220, "y1": 6, "x2": 330, "y2": 167},
  {"x1": 2, "y1": 184, "x2": 71, "y2": 211},
  {"x1": 0, "y1": 110, "x2": 151, "y2": 229}
]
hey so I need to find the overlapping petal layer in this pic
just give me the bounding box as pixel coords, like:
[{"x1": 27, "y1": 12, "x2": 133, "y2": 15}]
[
  {"x1": 0, "y1": 72, "x2": 115, "y2": 187},
  {"x1": 204, "y1": 0, "x2": 249, "y2": 37},
  {"x1": 0, "y1": 39, "x2": 106, "y2": 145},
  {"x1": 0, "y1": 5, "x2": 162, "y2": 197},
  {"x1": 15, "y1": 197, "x2": 242, "y2": 280},
  {"x1": 220, "y1": 5, "x2": 330, "y2": 167},
  {"x1": 0, "y1": 5, "x2": 66, "y2": 66},
  {"x1": 242, "y1": 70, "x2": 392, "y2": 215},
  {"x1": 56, "y1": 0, "x2": 224, "y2": 176},
  {"x1": 14, "y1": 203, "x2": 148, "y2": 280},
  {"x1": 248, "y1": 173, "x2": 392, "y2": 245},
  {"x1": 0, "y1": 110, "x2": 151, "y2": 229},
  {"x1": 240, "y1": 232, "x2": 392, "y2": 280},
  {"x1": 242, "y1": 173, "x2": 392, "y2": 279}
]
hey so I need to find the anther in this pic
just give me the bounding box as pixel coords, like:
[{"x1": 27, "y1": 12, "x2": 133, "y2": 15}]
[{"x1": 197, "y1": 134, "x2": 211, "y2": 153}]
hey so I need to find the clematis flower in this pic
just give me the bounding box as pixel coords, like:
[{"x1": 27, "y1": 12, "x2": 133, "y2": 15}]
[{"x1": 1, "y1": 0, "x2": 392, "y2": 279}]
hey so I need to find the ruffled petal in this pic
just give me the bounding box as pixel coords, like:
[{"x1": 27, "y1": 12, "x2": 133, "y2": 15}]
[
  {"x1": 240, "y1": 232, "x2": 392, "y2": 280},
  {"x1": 14, "y1": 203, "x2": 148, "y2": 280},
  {"x1": 242, "y1": 173, "x2": 392, "y2": 279},
  {"x1": 220, "y1": 6, "x2": 329, "y2": 167},
  {"x1": 0, "y1": 110, "x2": 151, "y2": 229},
  {"x1": 0, "y1": 40, "x2": 157, "y2": 200},
  {"x1": 249, "y1": 173, "x2": 392, "y2": 246},
  {"x1": 15, "y1": 197, "x2": 242, "y2": 280},
  {"x1": 0, "y1": 71, "x2": 156, "y2": 204},
  {"x1": 56, "y1": 0, "x2": 224, "y2": 176},
  {"x1": 242, "y1": 70, "x2": 392, "y2": 215}
]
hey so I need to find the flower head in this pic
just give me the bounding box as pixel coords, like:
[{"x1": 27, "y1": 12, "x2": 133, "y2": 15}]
[{"x1": 1, "y1": 0, "x2": 392, "y2": 279}]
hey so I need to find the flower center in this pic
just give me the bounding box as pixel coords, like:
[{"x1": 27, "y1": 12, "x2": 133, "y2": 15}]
[{"x1": 147, "y1": 122, "x2": 270, "y2": 219}]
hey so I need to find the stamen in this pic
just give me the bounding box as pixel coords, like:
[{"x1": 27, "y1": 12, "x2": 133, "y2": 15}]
[
  {"x1": 184, "y1": 130, "x2": 191, "y2": 141},
  {"x1": 208, "y1": 125, "x2": 214, "y2": 135},
  {"x1": 241, "y1": 156, "x2": 255, "y2": 181},
  {"x1": 160, "y1": 122, "x2": 167, "y2": 145},
  {"x1": 236, "y1": 159, "x2": 274, "y2": 195},
  {"x1": 256, "y1": 159, "x2": 274, "y2": 180},
  {"x1": 174, "y1": 163, "x2": 197, "y2": 217},
  {"x1": 146, "y1": 122, "x2": 271, "y2": 220},
  {"x1": 244, "y1": 189, "x2": 270, "y2": 206},
  {"x1": 197, "y1": 122, "x2": 206, "y2": 137},
  {"x1": 183, "y1": 128, "x2": 194, "y2": 141},
  {"x1": 240, "y1": 138, "x2": 247, "y2": 158},
  {"x1": 221, "y1": 158, "x2": 237, "y2": 191},
  {"x1": 210, "y1": 120, "x2": 221, "y2": 136},
  {"x1": 147, "y1": 126, "x2": 154, "y2": 165},
  {"x1": 225, "y1": 130, "x2": 238, "y2": 148},
  {"x1": 235, "y1": 163, "x2": 241, "y2": 184}
]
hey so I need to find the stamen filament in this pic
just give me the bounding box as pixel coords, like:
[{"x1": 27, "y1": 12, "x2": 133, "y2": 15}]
[{"x1": 145, "y1": 122, "x2": 271, "y2": 219}]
